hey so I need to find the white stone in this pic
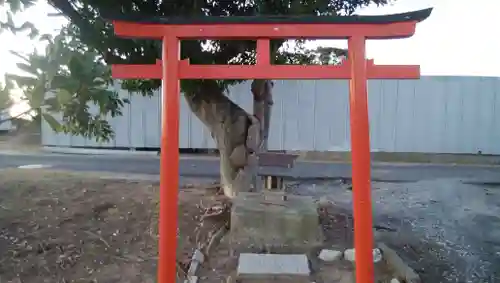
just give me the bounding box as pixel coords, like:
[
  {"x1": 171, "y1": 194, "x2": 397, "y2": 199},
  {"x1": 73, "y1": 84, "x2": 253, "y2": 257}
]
[
  {"x1": 373, "y1": 248, "x2": 383, "y2": 263},
  {"x1": 390, "y1": 279, "x2": 401, "y2": 283},
  {"x1": 318, "y1": 249, "x2": 342, "y2": 262},
  {"x1": 237, "y1": 253, "x2": 310, "y2": 277},
  {"x1": 192, "y1": 249, "x2": 205, "y2": 263},
  {"x1": 183, "y1": 276, "x2": 198, "y2": 283},
  {"x1": 343, "y1": 248, "x2": 383, "y2": 263},
  {"x1": 344, "y1": 249, "x2": 355, "y2": 262}
]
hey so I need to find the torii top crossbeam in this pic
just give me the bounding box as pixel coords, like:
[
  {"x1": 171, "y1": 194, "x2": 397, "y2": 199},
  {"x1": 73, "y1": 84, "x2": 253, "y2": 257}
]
[{"x1": 107, "y1": 7, "x2": 432, "y2": 283}]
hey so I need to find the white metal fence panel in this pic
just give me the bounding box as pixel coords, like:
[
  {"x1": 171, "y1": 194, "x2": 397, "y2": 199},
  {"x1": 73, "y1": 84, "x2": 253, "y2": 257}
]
[{"x1": 42, "y1": 76, "x2": 500, "y2": 155}]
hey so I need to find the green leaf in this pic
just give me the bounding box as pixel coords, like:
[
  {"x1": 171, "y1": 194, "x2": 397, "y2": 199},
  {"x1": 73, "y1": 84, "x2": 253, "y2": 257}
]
[
  {"x1": 56, "y1": 89, "x2": 73, "y2": 105},
  {"x1": 42, "y1": 113, "x2": 61, "y2": 131},
  {"x1": 15, "y1": 62, "x2": 37, "y2": 76},
  {"x1": 28, "y1": 80, "x2": 46, "y2": 108},
  {"x1": 68, "y1": 55, "x2": 85, "y2": 79},
  {"x1": 5, "y1": 74, "x2": 37, "y2": 88},
  {"x1": 43, "y1": 97, "x2": 61, "y2": 112},
  {"x1": 8, "y1": 0, "x2": 21, "y2": 12},
  {"x1": 50, "y1": 75, "x2": 79, "y2": 92},
  {"x1": 6, "y1": 12, "x2": 14, "y2": 27}
]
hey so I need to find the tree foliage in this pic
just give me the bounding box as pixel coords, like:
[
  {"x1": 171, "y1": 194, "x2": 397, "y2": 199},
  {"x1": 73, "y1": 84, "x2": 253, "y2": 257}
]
[
  {"x1": 4, "y1": 27, "x2": 128, "y2": 140},
  {"x1": 45, "y1": 0, "x2": 389, "y2": 93},
  {"x1": 0, "y1": 80, "x2": 14, "y2": 116},
  {"x1": 0, "y1": 0, "x2": 391, "y2": 140},
  {"x1": 0, "y1": 0, "x2": 38, "y2": 37}
]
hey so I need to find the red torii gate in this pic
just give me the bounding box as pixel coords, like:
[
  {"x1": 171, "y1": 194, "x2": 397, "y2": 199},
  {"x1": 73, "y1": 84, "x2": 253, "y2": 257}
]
[{"x1": 108, "y1": 8, "x2": 432, "y2": 283}]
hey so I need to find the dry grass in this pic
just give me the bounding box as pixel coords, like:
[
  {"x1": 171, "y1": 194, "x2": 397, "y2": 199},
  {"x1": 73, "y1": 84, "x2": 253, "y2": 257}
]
[{"x1": 0, "y1": 169, "x2": 228, "y2": 283}]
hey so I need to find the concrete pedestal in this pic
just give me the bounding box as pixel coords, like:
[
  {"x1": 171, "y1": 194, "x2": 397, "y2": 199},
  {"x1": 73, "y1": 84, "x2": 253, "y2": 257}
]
[{"x1": 230, "y1": 192, "x2": 323, "y2": 254}]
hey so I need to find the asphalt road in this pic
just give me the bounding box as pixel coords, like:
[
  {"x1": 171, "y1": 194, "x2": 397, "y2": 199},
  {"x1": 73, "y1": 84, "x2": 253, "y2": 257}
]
[
  {"x1": 1, "y1": 152, "x2": 500, "y2": 281},
  {"x1": 1, "y1": 152, "x2": 500, "y2": 183}
]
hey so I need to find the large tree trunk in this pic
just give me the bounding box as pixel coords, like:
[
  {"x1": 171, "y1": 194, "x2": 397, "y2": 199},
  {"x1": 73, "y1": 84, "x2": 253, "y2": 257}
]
[{"x1": 184, "y1": 80, "x2": 273, "y2": 198}]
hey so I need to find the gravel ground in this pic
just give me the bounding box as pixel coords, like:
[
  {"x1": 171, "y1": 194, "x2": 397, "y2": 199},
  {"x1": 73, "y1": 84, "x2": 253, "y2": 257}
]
[{"x1": 288, "y1": 178, "x2": 500, "y2": 283}]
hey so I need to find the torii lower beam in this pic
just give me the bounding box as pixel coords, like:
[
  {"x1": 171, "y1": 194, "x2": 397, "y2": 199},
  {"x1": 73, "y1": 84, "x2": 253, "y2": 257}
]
[
  {"x1": 107, "y1": 7, "x2": 432, "y2": 283},
  {"x1": 112, "y1": 59, "x2": 420, "y2": 80}
]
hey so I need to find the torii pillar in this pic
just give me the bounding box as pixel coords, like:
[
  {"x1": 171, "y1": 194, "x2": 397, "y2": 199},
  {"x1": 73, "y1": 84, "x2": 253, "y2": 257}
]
[{"x1": 107, "y1": 7, "x2": 432, "y2": 283}]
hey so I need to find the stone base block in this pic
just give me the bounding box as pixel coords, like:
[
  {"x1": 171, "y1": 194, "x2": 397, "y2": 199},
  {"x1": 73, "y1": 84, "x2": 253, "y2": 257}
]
[
  {"x1": 237, "y1": 253, "x2": 310, "y2": 283},
  {"x1": 230, "y1": 192, "x2": 323, "y2": 254}
]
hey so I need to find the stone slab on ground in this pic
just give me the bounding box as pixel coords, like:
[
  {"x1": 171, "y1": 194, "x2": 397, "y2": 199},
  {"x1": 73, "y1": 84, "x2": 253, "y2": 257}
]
[
  {"x1": 237, "y1": 253, "x2": 310, "y2": 283},
  {"x1": 230, "y1": 192, "x2": 323, "y2": 253}
]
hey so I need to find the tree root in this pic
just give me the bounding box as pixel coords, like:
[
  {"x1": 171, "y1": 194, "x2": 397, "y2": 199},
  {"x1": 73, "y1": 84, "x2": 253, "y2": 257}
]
[
  {"x1": 204, "y1": 223, "x2": 229, "y2": 257},
  {"x1": 178, "y1": 184, "x2": 233, "y2": 282}
]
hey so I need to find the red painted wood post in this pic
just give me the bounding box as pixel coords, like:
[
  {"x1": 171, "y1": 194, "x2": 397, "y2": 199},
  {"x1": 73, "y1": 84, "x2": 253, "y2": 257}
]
[
  {"x1": 158, "y1": 35, "x2": 181, "y2": 283},
  {"x1": 348, "y1": 35, "x2": 375, "y2": 283}
]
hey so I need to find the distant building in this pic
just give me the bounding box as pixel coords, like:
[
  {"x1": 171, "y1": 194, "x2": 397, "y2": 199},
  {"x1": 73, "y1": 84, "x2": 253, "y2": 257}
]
[{"x1": 0, "y1": 111, "x2": 16, "y2": 132}]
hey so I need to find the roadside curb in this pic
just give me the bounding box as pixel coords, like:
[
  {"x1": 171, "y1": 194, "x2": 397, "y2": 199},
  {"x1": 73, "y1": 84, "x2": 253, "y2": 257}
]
[
  {"x1": 39, "y1": 146, "x2": 500, "y2": 168},
  {"x1": 0, "y1": 149, "x2": 43, "y2": 156},
  {"x1": 99, "y1": 173, "x2": 160, "y2": 182},
  {"x1": 42, "y1": 146, "x2": 159, "y2": 156}
]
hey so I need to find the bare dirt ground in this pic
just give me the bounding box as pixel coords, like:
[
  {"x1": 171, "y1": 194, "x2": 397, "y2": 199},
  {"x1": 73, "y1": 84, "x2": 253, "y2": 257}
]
[
  {"x1": 0, "y1": 169, "x2": 401, "y2": 283},
  {"x1": 0, "y1": 169, "x2": 231, "y2": 283},
  {"x1": 4, "y1": 168, "x2": 495, "y2": 283}
]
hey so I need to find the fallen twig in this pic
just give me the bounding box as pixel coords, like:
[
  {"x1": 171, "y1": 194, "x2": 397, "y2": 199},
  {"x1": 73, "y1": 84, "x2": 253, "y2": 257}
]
[
  {"x1": 204, "y1": 224, "x2": 228, "y2": 257},
  {"x1": 177, "y1": 260, "x2": 188, "y2": 276},
  {"x1": 187, "y1": 249, "x2": 205, "y2": 276},
  {"x1": 83, "y1": 230, "x2": 111, "y2": 249},
  {"x1": 200, "y1": 207, "x2": 226, "y2": 221}
]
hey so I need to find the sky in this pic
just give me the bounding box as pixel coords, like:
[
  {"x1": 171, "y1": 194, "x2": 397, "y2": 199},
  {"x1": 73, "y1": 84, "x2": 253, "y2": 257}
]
[
  {"x1": 0, "y1": 0, "x2": 499, "y2": 116},
  {"x1": 1, "y1": 0, "x2": 499, "y2": 77}
]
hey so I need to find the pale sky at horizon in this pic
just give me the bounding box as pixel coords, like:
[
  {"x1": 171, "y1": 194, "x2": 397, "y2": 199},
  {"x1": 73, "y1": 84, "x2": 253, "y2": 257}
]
[{"x1": 0, "y1": 0, "x2": 498, "y2": 80}]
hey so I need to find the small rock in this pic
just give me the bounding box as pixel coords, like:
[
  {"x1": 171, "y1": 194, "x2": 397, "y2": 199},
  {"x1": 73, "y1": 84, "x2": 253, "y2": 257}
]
[
  {"x1": 343, "y1": 248, "x2": 383, "y2": 263},
  {"x1": 318, "y1": 249, "x2": 342, "y2": 262},
  {"x1": 344, "y1": 249, "x2": 355, "y2": 262},
  {"x1": 373, "y1": 248, "x2": 382, "y2": 263},
  {"x1": 192, "y1": 249, "x2": 205, "y2": 263},
  {"x1": 390, "y1": 279, "x2": 401, "y2": 283},
  {"x1": 183, "y1": 276, "x2": 198, "y2": 283},
  {"x1": 316, "y1": 196, "x2": 333, "y2": 208}
]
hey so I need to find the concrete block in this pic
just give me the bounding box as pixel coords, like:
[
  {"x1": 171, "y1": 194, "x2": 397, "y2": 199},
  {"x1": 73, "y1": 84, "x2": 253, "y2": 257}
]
[
  {"x1": 344, "y1": 248, "x2": 382, "y2": 263},
  {"x1": 230, "y1": 192, "x2": 323, "y2": 253},
  {"x1": 237, "y1": 253, "x2": 310, "y2": 283},
  {"x1": 318, "y1": 249, "x2": 343, "y2": 262}
]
